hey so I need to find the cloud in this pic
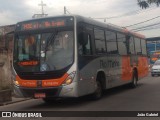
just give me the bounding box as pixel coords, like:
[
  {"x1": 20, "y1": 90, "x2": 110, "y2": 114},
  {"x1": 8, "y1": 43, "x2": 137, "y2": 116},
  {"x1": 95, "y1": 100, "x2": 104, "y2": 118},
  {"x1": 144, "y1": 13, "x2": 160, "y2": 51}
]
[
  {"x1": 0, "y1": 0, "x2": 159, "y2": 37},
  {"x1": 0, "y1": 0, "x2": 34, "y2": 25}
]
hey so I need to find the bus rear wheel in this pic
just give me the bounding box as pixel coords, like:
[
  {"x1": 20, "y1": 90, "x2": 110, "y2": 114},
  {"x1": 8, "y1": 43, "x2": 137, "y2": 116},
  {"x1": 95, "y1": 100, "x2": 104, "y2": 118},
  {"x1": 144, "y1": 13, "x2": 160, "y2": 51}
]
[
  {"x1": 91, "y1": 80, "x2": 102, "y2": 100},
  {"x1": 43, "y1": 97, "x2": 58, "y2": 103}
]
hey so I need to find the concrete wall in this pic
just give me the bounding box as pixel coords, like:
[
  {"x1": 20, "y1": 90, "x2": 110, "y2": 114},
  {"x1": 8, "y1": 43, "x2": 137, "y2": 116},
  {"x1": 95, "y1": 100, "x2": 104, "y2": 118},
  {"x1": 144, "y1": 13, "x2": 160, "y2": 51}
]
[
  {"x1": 0, "y1": 53, "x2": 11, "y2": 90},
  {"x1": 0, "y1": 25, "x2": 15, "y2": 91}
]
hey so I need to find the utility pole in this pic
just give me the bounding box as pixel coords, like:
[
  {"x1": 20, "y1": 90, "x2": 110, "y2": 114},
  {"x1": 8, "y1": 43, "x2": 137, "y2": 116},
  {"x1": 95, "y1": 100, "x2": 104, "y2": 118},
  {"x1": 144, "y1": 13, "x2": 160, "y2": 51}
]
[
  {"x1": 155, "y1": 41, "x2": 157, "y2": 51},
  {"x1": 64, "y1": 6, "x2": 71, "y2": 14},
  {"x1": 64, "y1": 6, "x2": 67, "y2": 14}
]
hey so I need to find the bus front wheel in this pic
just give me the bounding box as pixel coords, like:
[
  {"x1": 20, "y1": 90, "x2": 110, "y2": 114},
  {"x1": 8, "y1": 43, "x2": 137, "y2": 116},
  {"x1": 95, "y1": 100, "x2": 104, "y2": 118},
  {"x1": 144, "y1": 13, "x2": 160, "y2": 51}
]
[
  {"x1": 91, "y1": 80, "x2": 102, "y2": 100},
  {"x1": 43, "y1": 98, "x2": 58, "y2": 103}
]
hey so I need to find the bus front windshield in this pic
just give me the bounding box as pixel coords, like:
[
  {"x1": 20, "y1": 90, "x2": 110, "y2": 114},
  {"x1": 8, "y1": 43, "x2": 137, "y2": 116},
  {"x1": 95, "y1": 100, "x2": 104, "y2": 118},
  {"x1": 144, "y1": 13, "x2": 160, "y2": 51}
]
[{"x1": 14, "y1": 30, "x2": 74, "y2": 72}]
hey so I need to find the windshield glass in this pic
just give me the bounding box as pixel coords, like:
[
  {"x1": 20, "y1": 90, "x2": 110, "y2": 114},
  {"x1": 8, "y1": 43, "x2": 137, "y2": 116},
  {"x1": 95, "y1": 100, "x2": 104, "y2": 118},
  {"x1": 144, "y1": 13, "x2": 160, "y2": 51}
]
[
  {"x1": 154, "y1": 60, "x2": 160, "y2": 65},
  {"x1": 14, "y1": 30, "x2": 74, "y2": 72}
]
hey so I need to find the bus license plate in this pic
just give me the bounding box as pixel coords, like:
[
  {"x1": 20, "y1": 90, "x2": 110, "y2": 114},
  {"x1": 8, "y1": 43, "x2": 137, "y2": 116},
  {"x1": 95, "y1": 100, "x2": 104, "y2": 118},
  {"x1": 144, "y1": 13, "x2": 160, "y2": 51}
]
[{"x1": 34, "y1": 93, "x2": 46, "y2": 98}]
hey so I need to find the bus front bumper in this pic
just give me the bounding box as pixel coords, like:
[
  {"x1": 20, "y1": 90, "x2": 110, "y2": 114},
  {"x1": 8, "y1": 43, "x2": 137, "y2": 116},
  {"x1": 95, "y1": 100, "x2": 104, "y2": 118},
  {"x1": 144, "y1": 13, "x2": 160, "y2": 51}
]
[{"x1": 13, "y1": 82, "x2": 78, "y2": 98}]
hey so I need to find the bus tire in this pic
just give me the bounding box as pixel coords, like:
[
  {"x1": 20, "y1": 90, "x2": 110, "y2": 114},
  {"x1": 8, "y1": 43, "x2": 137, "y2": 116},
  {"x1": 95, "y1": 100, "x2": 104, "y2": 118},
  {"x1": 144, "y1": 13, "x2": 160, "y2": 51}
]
[
  {"x1": 91, "y1": 80, "x2": 102, "y2": 100},
  {"x1": 43, "y1": 98, "x2": 57, "y2": 103},
  {"x1": 130, "y1": 71, "x2": 138, "y2": 88}
]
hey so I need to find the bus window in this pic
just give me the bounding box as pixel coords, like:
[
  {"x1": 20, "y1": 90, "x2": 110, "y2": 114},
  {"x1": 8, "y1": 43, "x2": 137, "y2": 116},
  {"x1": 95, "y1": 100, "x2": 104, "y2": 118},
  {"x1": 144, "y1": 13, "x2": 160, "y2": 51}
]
[
  {"x1": 127, "y1": 36, "x2": 135, "y2": 54},
  {"x1": 117, "y1": 33, "x2": 127, "y2": 55},
  {"x1": 17, "y1": 35, "x2": 39, "y2": 61},
  {"x1": 105, "y1": 30, "x2": 118, "y2": 54},
  {"x1": 94, "y1": 28, "x2": 106, "y2": 54},
  {"x1": 134, "y1": 37, "x2": 142, "y2": 55},
  {"x1": 25, "y1": 36, "x2": 36, "y2": 57},
  {"x1": 141, "y1": 39, "x2": 147, "y2": 55},
  {"x1": 45, "y1": 31, "x2": 74, "y2": 70},
  {"x1": 78, "y1": 33, "x2": 91, "y2": 55}
]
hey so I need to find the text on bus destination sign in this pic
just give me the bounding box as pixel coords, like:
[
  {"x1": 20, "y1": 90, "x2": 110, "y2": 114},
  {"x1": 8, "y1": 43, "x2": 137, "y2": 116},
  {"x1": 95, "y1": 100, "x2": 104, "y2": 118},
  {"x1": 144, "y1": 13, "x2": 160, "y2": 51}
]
[{"x1": 21, "y1": 20, "x2": 65, "y2": 30}]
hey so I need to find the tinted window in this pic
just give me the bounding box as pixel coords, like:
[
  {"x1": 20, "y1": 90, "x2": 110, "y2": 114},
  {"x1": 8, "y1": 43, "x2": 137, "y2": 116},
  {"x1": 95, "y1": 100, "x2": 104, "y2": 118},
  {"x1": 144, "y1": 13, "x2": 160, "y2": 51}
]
[
  {"x1": 141, "y1": 39, "x2": 147, "y2": 55},
  {"x1": 134, "y1": 37, "x2": 141, "y2": 54},
  {"x1": 78, "y1": 23, "x2": 92, "y2": 55},
  {"x1": 154, "y1": 60, "x2": 160, "y2": 65},
  {"x1": 94, "y1": 28, "x2": 106, "y2": 54},
  {"x1": 105, "y1": 30, "x2": 118, "y2": 54},
  {"x1": 128, "y1": 36, "x2": 135, "y2": 54},
  {"x1": 117, "y1": 33, "x2": 127, "y2": 55}
]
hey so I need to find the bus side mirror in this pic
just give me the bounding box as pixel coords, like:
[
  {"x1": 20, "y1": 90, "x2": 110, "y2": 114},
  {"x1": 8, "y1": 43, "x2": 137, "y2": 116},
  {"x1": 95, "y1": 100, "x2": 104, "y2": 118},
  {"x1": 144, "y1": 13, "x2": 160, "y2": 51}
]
[{"x1": 78, "y1": 32, "x2": 88, "y2": 46}]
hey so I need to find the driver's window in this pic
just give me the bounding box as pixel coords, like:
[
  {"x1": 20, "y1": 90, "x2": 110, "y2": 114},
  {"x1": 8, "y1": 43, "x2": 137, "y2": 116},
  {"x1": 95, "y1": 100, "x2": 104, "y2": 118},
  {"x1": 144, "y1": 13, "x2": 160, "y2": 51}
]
[
  {"x1": 78, "y1": 23, "x2": 92, "y2": 55},
  {"x1": 78, "y1": 34, "x2": 91, "y2": 55}
]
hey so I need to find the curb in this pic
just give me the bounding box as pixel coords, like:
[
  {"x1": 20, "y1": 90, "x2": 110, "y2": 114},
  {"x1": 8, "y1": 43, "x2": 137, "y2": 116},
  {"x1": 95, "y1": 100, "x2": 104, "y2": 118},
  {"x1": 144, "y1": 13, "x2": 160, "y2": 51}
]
[{"x1": 0, "y1": 98, "x2": 31, "y2": 106}]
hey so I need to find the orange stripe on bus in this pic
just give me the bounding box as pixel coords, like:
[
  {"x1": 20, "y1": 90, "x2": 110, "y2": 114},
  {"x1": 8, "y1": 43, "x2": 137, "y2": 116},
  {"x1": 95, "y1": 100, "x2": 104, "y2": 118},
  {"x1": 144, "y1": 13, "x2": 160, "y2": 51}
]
[
  {"x1": 42, "y1": 73, "x2": 68, "y2": 87},
  {"x1": 137, "y1": 57, "x2": 149, "y2": 78},
  {"x1": 15, "y1": 73, "x2": 69, "y2": 88},
  {"x1": 16, "y1": 76, "x2": 37, "y2": 87},
  {"x1": 121, "y1": 56, "x2": 149, "y2": 81},
  {"x1": 121, "y1": 56, "x2": 133, "y2": 81}
]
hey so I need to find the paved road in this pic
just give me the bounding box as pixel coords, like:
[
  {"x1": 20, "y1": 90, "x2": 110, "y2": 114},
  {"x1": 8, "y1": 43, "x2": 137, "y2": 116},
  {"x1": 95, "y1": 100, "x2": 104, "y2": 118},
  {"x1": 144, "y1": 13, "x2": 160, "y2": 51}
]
[{"x1": 0, "y1": 74, "x2": 160, "y2": 119}]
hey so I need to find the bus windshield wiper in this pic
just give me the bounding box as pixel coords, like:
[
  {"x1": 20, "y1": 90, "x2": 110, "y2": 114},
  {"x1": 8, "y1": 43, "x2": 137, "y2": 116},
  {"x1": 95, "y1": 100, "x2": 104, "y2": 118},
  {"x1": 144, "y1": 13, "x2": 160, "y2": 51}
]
[{"x1": 45, "y1": 30, "x2": 58, "y2": 51}]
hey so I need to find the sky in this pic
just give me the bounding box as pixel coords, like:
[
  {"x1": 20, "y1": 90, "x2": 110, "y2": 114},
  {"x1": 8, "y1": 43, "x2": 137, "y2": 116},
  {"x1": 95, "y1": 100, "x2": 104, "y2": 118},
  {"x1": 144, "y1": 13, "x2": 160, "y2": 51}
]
[{"x1": 0, "y1": 0, "x2": 160, "y2": 38}]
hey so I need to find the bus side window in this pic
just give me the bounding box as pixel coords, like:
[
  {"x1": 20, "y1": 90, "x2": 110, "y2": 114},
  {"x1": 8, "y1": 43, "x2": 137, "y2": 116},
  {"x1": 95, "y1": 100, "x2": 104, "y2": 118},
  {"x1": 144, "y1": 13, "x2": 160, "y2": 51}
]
[
  {"x1": 78, "y1": 33, "x2": 91, "y2": 55},
  {"x1": 117, "y1": 33, "x2": 127, "y2": 55},
  {"x1": 141, "y1": 39, "x2": 147, "y2": 55},
  {"x1": 134, "y1": 37, "x2": 142, "y2": 55},
  {"x1": 105, "y1": 30, "x2": 118, "y2": 54},
  {"x1": 126, "y1": 36, "x2": 135, "y2": 54},
  {"x1": 94, "y1": 28, "x2": 106, "y2": 54}
]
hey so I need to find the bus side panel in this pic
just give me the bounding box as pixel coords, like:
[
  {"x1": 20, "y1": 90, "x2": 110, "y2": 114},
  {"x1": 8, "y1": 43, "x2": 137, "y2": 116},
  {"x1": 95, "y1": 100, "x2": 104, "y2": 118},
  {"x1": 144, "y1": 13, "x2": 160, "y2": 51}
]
[
  {"x1": 121, "y1": 56, "x2": 133, "y2": 81},
  {"x1": 78, "y1": 56, "x2": 122, "y2": 96},
  {"x1": 138, "y1": 56, "x2": 149, "y2": 78},
  {"x1": 78, "y1": 56, "x2": 99, "y2": 97}
]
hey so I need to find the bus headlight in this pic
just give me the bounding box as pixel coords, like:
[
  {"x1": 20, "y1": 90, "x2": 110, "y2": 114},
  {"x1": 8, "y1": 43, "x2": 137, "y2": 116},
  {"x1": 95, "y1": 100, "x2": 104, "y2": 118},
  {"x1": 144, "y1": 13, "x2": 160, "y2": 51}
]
[
  {"x1": 62, "y1": 71, "x2": 76, "y2": 86},
  {"x1": 12, "y1": 75, "x2": 20, "y2": 86},
  {"x1": 14, "y1": 80, "x2": 20, "y2": 86}
]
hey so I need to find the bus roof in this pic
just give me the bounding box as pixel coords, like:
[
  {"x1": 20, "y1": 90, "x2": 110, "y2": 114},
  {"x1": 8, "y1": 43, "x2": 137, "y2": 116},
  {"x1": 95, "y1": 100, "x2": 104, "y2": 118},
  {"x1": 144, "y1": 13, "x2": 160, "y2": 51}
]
[
  {"x1": 16, "y1": 14, "x2": 145, "y2": 39},
  {"x1": 73, "y1": 15, "x2": 145, "y2": 39}
]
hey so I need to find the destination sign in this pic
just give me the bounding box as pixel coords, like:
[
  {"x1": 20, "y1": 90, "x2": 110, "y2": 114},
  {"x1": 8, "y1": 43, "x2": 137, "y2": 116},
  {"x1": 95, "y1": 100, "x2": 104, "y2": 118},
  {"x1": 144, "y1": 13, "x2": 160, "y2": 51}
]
[
  {"x1": 18, "y1": 60, "x2": 39, "y2": 66},
  {"x1": 16, "y1": 17, "x2": 74, "y2": 31}
]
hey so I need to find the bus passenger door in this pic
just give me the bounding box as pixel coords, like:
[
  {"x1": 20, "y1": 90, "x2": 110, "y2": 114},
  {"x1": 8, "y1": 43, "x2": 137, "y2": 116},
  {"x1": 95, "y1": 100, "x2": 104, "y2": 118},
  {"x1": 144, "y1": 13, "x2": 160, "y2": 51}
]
[{"x1": 78, "y1": 28, "x2": 96, "y2": 96}]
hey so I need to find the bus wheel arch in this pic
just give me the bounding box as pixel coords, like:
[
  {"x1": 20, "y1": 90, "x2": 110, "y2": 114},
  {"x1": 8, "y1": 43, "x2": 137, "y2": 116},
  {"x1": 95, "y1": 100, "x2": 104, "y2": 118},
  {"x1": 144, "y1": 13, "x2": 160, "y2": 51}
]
[
  {"x1": 96, "y1": 71, "x2": 106, "y2": 90},
  {"x1": 91, "y1": 71, "x2": 106, "y2": 100}
]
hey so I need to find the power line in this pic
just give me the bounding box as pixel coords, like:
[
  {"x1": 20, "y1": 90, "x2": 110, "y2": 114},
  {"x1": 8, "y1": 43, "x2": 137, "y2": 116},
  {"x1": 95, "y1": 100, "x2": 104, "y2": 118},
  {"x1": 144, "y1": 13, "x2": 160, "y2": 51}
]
[
  {"x1": 124, "y1": 15, "x2": 160, "y2": 27},
  {"x1": 131, "y1": 22, "x2": 160, "y2": 31},
  {"x1": 93, "y1": 6, "x2": 157, "y2": 20},
  {"x1": 133, "y1": 26, "x2": 160, "y2": 32}
]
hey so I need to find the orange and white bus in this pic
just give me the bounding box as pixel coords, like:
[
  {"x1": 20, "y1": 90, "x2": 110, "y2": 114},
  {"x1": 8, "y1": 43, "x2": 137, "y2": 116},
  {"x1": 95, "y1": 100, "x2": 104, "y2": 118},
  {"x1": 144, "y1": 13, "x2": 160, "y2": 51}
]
[{"x1": 12, "y1": 15, "x2": 149, "y2": 102}]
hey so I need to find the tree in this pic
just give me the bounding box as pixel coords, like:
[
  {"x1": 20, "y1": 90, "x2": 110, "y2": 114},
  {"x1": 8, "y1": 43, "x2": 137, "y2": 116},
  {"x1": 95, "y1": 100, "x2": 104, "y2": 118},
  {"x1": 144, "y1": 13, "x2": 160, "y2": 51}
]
[{"x1": 138, "y1": 0, "x2": 160, "y2": 9}]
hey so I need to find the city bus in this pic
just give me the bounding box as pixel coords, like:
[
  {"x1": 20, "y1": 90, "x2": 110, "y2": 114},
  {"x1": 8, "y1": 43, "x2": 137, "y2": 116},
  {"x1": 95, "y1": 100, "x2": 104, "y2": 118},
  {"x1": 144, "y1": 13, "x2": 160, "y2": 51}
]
[{"x1": 12, "y1": 15, "x2": 149, "y2": 102}]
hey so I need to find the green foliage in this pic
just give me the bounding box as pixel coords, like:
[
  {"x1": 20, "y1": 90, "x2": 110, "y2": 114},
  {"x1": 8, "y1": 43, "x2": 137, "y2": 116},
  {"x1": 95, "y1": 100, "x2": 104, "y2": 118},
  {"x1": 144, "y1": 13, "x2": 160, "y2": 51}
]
[{"x1": 138, "y1": 0, "x2": 160, "y2": 9}]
